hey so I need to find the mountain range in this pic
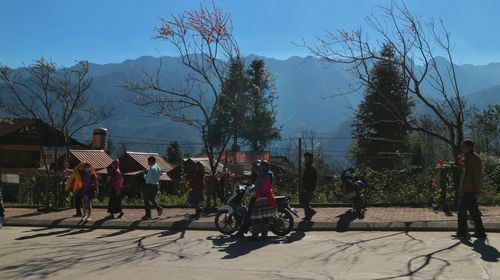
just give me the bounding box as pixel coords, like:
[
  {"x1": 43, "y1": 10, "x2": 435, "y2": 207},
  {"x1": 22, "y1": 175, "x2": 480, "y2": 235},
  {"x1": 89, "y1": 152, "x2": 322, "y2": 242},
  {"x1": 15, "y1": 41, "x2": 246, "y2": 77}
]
[{"x1": 15, "y1": 55, "x2": 500, "y2": 159}]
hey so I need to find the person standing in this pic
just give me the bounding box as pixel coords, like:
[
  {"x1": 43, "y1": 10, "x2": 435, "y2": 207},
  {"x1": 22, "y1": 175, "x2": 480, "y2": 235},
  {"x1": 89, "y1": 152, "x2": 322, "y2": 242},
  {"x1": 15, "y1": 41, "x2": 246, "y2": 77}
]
[
  {"x1": 80, "y1": 163, "x2": 98, "y2": 221},
  {"x1": 234, "y1": 160, "x2": 261, "y2": 238},
  {"x1": 142, "y1": 156, "x2": 163, "y2": 220},
  {"x1": 107, "y1": 159, "x2": 124, "y2": 219},
  {"x1": 453, "y1": 140, "x2": 486, "y2": 239},
  {"x1": 301, "y1": 152, "x2": 317, "y2": 221},
  {"x1": 73, "y1": 189, "x2": 83, "y2": 217},
  {"x1": 65, "y1": 162, "x2": 96, "y2": 220},
  {"x1": 188, "y1": 164, "x2": 205, "y2": 218},
  {"x1": 250, "y1": 161, "x2": 276, "y2": 240}
]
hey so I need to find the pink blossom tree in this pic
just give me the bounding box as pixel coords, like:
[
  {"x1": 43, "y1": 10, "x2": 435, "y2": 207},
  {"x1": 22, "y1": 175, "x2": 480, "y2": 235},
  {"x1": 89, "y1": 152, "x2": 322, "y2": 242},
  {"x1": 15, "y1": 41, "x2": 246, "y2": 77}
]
[{"x1": 124, "y1": 3, "x2": 239, "y2": 176}]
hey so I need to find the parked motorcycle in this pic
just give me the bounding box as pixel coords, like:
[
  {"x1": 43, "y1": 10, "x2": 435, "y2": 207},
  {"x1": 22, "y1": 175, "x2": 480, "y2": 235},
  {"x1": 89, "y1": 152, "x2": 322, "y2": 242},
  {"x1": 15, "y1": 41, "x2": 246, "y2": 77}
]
[
  {"x1": 340, "y1": 168, "x2": 367, "y2": 218},
  {"x1": 214, "y1": 184, "x2": 298, "y2": 236}
]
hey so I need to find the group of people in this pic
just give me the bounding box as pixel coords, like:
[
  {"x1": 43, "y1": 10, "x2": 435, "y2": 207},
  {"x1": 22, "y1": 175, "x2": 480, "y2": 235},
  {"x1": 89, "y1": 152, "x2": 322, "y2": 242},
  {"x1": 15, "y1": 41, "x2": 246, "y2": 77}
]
[
  {"x1": 65, "y1": 156, "x2": 163, "y2": 221},
  {"x1": 59, "y1": 139, "x2": 488, "y2": 240}
]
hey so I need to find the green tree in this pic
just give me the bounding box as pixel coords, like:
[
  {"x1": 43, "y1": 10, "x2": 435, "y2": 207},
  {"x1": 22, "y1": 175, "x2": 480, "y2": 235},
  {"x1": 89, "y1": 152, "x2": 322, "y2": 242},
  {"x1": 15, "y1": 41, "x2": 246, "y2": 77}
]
[
  {"x1": 353, "y1": 43, "x2": 413, "y2": 169},
  {"x1": 468, "y1": 105, "x2": 500, "y2": 155},
  {"x1": 211, "y1": 57, "x2": 248, "y2": 151},
  {"x1": 240, "y1": 59, "x2": 280, "y2": 151},
  {"x1": 165, "y1": 141, "x2": 183, "y2": 164}
]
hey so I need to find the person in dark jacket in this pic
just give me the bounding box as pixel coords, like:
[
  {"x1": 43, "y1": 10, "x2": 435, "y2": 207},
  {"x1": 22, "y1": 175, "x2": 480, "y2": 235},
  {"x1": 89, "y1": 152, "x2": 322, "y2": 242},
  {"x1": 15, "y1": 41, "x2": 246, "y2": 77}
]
[
  {"x1": 453, "y1": 139, "x2": 486, "y2": 239},
  {"x1": 301, "y1": 153, "x2": 317, "y2": 220},
  {"x1": 188, "y1": 164, "x2": 205, "y2": 218}
]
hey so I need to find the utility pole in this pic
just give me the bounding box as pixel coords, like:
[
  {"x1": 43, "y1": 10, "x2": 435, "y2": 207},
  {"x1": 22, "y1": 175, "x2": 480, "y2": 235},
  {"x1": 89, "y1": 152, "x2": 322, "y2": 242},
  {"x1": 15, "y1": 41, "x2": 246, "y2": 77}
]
[{"x1": 298, "y1": 137, "x2": 302, "y2": 197}]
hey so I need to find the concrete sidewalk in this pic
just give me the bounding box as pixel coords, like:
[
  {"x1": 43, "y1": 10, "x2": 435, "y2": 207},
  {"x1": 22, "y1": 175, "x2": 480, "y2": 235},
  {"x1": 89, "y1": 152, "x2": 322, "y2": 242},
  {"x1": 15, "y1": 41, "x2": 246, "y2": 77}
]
[{"x1": 3, "y1": 206, "x2": 500, "y2": 232}]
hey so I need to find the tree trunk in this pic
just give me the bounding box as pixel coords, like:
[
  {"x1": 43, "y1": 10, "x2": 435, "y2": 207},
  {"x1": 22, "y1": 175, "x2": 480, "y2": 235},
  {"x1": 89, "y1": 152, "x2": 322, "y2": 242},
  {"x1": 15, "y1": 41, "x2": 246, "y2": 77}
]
[{"x1": 452, "y1": 144, "x2": 462, "y2": 210}]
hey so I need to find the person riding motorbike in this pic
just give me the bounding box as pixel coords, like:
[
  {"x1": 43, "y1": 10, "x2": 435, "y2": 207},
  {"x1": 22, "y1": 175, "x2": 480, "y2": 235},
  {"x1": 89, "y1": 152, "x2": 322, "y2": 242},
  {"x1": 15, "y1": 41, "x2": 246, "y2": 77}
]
[
  {"x1": 233, "y1": 160, "x2": 261, "y2": 238},
  {"x1": 341, "y1": 168, "x2": 366, "y2": 218}
]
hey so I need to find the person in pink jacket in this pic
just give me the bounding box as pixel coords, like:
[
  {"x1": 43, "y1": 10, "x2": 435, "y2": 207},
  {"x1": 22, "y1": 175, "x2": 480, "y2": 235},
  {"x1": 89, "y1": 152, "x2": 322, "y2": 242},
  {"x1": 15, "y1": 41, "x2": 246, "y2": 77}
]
[
  {"x1": 107, "y1": 159, "x2": 124, "y2": 219},
  {"x1": 250, "y1": 161, "x2": 277, "y2": 240}
]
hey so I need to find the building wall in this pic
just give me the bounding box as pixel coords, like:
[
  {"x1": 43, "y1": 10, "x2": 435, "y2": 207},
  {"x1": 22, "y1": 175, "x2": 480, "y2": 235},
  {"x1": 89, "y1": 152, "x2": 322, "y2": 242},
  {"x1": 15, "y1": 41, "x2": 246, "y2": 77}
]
[{"x1": 0, "y1": 145, "x2": 41, "y2": 168}]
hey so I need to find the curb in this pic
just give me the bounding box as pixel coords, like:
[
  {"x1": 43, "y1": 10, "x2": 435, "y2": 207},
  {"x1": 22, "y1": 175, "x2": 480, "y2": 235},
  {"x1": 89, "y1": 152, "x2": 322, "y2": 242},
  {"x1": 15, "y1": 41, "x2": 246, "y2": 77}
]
[{"x1": 4, "y1": 218, "x2": 500, "y2": 232}]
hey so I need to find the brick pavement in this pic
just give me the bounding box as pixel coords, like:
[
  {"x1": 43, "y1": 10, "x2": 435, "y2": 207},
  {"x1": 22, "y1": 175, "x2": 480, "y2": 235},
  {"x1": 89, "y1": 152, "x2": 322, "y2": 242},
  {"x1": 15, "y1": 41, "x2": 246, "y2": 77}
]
[{"x1": 4, "y1": 206, "x2": 499, "y2": 223}]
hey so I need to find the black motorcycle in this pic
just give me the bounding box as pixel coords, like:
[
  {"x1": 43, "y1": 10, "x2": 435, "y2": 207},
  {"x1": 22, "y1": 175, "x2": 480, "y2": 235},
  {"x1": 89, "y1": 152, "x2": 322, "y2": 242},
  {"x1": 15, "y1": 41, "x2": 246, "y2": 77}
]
[{"x1": 214, "y1": 184, "x2": 298, "y2": 236}]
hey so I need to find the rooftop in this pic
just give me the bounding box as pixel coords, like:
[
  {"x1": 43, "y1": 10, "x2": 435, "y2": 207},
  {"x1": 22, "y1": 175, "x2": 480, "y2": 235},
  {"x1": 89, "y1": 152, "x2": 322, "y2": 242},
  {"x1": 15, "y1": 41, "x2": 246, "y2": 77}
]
[
  {"x1": 124, "y1": 151, "x2": 173, "y2": 172},
  {"x1": 70, "y1": 150, "x2": 113, "y2": 170}
]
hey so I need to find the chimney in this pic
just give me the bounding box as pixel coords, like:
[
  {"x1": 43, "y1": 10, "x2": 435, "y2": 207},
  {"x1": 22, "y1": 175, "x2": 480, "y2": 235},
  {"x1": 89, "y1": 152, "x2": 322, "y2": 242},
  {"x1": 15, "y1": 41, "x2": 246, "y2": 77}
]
[{"x1": 92, "y1": 128, "x2": 108, "y2": 150}]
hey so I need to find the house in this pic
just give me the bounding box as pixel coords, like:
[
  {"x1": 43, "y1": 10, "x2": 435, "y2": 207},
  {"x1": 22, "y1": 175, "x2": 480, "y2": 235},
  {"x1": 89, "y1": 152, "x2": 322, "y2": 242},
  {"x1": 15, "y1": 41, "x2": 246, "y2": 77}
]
[
  {"x1": 168, "y1": 157, "x2": 225, "y2": 181},
  {"x1": 0, "y1": 118, "x2": 84, "y2": 203},
  {"x1": 189, "y1": 157, "x2": 225, "y2": 174},
  {"x1": 116, "y1": 151, "x2": 174, "y2": 196},
  {"x1": 67, "y1": 150, "x2": 113, "y2": 171},
  {"x1": 0, "y1": 118, "x2": 84, "y2": 169},
  {"x1": 223, "y1": 151, "x2": 270, "y2": 177},
  {"x1": 118, "y1": 151, "x2": 173, "y2": 180}
]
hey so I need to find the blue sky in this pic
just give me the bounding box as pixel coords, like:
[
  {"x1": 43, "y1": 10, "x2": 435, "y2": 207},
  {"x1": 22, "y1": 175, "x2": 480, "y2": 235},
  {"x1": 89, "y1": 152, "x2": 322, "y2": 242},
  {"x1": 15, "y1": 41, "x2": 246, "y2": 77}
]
[{"x1": 1, "y1": 0, "x2": 500, "y2": 67}]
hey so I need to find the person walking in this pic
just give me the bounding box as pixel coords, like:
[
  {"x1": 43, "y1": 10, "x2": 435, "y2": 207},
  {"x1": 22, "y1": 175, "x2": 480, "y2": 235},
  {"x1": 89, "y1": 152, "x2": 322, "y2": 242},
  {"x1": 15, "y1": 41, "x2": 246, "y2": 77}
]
[
  {"x1": 142, "y1": 156, "x2": 163, "y2": 220},
  {"x1": 66, "y1": 162, "x2": 97, "y2": 221},
  {"x1": 107, "y1": 159, "x2": 124, "y2": 219},
  {"x1": 80, "y1": 163, "x2": 98, "y2": 221},
  {"x1": 301, "y1": 152, "x2": 317, "y2": 221},
  {"x1": 453, "y1": 140, "x2": 486, "y2": 239},
  {"x1": 188, "y1": 164, "x2": 205, "y2": 218},
  {"x1": 250, "y1": 160, "x2": 276, "y2": 241}
]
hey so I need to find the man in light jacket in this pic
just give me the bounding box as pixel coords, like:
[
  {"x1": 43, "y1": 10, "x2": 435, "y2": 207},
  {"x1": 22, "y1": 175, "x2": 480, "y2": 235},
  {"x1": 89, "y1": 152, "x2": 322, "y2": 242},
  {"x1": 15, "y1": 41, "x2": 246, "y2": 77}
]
[
  {"x1": 453, "y1": 140, "x2": 486, "y2": 239},
  {"x1": 142, "y1": 156, "x2": 163, "y2": 220}
]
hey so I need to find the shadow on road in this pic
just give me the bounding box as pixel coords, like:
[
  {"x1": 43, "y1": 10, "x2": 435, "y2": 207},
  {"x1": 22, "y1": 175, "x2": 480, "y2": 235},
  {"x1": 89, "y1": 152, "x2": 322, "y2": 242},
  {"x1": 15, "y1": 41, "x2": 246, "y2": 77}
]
[
  {"x1": 3, "y1": 226, "x2": 192, "y2": 279},
  {"x1": 15, "y1": 228, "x2": 73, "y2": 240},
  {"x1": 375, "y1": 241, "x2": 462, "y2": 280},
  {"x1": 208, "y1": 231, "x2": 306, "y2": 259},
  {"x1": 472, "y1": 238, "x2": 500, "y2": 262},
  {"x1": 335, "y1": 210, "x2": 359, "y2": 232}
]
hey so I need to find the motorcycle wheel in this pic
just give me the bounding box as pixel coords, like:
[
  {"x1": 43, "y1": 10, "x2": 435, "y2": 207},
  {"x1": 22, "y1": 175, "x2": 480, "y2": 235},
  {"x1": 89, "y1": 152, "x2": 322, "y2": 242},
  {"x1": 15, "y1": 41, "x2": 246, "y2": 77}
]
[
  {"x1": 214, "y1": 211, "x2": 238, "y2": 235},
  {"x1": 271, "y1": 208, "x2": 294, "y2": 236}
]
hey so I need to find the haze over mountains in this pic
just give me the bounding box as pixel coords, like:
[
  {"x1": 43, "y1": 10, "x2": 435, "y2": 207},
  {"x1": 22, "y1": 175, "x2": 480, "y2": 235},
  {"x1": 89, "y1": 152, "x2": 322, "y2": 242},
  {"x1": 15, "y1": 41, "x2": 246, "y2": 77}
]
[
  {"x1": 30, "y1": 55, "x2": 500, "y2": 157},
  {"x1": 76, "y1": 55, "x2": 499, "y2": 155}
]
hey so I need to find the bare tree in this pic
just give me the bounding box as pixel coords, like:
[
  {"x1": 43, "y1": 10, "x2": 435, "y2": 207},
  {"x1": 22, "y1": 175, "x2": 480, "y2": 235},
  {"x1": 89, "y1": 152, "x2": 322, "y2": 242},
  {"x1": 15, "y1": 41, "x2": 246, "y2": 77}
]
[
  {"x1": 0, "y1": 58, "x2": 113, "y2": 170},
  {"x1": 123, "y1": 3, "x2": 239, "y2": 176},
  {"x1": 300, "y1": 127, "x2": 323, "y2": 155},
  {"x1": 304, "y1": 2, "x2": 467, "y2": 201}
]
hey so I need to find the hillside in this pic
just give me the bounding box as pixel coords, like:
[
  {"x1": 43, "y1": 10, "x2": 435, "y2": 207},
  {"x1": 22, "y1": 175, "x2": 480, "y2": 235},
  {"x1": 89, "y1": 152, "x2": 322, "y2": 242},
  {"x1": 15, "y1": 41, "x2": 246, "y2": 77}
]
[{"x1": 4, "y1": 55, "x2": 500, "y2": 158}]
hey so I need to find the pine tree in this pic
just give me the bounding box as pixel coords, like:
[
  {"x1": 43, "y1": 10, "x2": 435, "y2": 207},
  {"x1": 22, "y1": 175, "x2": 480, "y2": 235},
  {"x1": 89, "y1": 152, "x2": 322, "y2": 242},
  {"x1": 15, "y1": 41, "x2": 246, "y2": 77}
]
[
  {"x1": 240, "y1": 59, "x2": 280, "y2": 151},
  {"x1": 210, "y1": 57, "x2": 248, "y2": 150},
  {"x1": 353, "y1": 43, "x2": 413, "y2": 169},
  {"x1": 165, "y1": 141, "x2": 183, "y2": 164}
]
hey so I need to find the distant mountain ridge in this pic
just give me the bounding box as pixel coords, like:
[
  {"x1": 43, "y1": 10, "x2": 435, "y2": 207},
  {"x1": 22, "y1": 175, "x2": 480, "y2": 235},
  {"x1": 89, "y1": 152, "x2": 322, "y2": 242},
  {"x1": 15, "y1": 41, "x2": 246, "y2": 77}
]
[{"x1": 6, "y1": 55, "x2": 500, "y2": 158}]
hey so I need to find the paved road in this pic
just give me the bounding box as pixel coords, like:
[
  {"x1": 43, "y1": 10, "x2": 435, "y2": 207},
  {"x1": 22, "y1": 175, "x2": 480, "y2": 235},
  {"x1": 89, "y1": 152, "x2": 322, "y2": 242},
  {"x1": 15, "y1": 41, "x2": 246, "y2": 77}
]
[{"x1": 0, "y1": 227, "x2": 499, "y2": 280}]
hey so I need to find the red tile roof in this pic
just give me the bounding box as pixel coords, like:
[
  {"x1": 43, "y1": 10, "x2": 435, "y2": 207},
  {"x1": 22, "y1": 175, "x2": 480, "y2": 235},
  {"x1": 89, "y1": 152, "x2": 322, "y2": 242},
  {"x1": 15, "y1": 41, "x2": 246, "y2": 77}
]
[
  {"x1": 125, "y1": 152, "x2": 173, "y2": 172},
  {"x1": 70, "y1": 150, "x2": 113, "y2": 170}
]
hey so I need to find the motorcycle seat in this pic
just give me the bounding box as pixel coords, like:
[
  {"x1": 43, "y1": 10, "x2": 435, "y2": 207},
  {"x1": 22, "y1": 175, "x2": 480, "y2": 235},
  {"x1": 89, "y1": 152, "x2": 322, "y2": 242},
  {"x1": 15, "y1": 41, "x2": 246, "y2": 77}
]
[{"x1": 274, "y1": 195, "x2": 292, "y2": 204}]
